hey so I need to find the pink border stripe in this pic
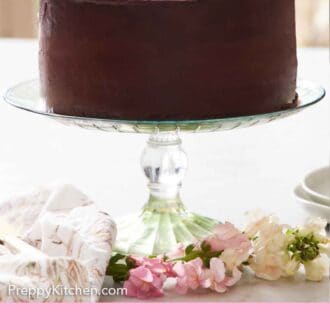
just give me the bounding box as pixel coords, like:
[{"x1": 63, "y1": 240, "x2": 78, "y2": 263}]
[{"x1": 1, "y1": 303, "x2": 329, "y2": 330}]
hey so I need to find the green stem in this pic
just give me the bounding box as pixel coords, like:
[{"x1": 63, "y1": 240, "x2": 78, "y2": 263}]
[{"x1": 170, "y1": 251, "x2": 203, "y2": 263}]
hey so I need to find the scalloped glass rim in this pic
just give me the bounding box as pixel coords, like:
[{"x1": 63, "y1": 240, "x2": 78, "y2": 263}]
[{"x1": 3, "y1": 79, "x2": 326, "y2": 133}]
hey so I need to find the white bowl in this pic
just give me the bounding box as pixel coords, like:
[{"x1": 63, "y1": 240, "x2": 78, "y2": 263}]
[
  {"x1": 302, "y1": 167, "x2": 330, "y2": 206},
  {"x1": 294, "y1": 184, "x2": 330, "y2": 221}
]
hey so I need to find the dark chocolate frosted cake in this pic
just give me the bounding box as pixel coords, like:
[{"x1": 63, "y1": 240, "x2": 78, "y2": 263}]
[{"x1": 39, "y1": 0, "x2": 298, "y2": 120}]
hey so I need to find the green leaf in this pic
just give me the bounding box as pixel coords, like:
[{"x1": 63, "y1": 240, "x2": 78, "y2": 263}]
[
  {"x1": 185, "y1": 244, "x2": 195, "y2": 255},
  {"x1": 125, "y1": 256, "x2": 137, "y2": 269},
  {"x1": 107, "y1": 263, "x2": 129, "y2": 278},
  {"x1": 201, "y1": 241, "x2": 211, "y2": 253},
  {"x1": 202, "y1": 256, "x2": 211, "y2": 268},
  {"x1": 110, "y1": 253, "x2": 126, "y2": 265}
]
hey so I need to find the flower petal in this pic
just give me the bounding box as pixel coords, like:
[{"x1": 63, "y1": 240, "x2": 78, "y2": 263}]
[
  {"x1": 209, "y1": 258, "x2": 226, "y2": 283},
  {"x1": 130, "y1": 266, "x2": 154, "y2": 283}
]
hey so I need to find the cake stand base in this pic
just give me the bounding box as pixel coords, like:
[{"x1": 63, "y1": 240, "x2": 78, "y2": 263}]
[
  {"x1": 113, "y1": 132, "x2": 218, "y2": 256},
  {"x1": 115, "y1": 197, "x2": 218, "y2": 256}
]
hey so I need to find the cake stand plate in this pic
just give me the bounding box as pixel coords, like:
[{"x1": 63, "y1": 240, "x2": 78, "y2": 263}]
[{"x1": 3, "y1": 80, "x2": 326, "y2": 256}]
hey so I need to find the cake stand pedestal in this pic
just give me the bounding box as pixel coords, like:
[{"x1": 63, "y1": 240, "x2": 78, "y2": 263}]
[
  {"x1": 115, "y1": 131, "x2": 217, "y2": 256},
  {"x1": 4, "y1": 80, "x2": 325, "y2": 256}
]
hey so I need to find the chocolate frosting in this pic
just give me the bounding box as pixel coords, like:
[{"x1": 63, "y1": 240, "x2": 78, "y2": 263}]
[{"x1": 39, "y1": 0, "x2": 298, "y2": 120}]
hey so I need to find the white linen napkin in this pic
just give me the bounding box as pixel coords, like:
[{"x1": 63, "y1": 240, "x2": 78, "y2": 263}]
[{"x1": 0, "y1": 184, "x2": 117, "y2": 302}]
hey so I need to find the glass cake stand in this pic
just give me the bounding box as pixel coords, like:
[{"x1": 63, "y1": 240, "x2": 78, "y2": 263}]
[{"x1": 4, "y1": 80, "x2": 326, "y2": 256}]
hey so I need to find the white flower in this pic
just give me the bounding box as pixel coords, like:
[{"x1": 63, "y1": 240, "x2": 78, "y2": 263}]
[
  {"x1": 300, "y1": 218, "x2": 328, "y2": 243},
  {"x1": 249, "y1": 251, "x2": 287, "y2": 281},
  {"x1": 284, "y1": 218, "x2": 330, "y2": 281},
  {"x1": 284, "y1": 258, "x2": 300, "y2": 276},
  {"x1": 245, "y1": 212, "x2": 298, "y2": 280},
  {"x1": 319, "y1": 243, "x2": 330, "y2": 257},
  {"x1": 245, "y1": 211, "x2": 290, "y2": 241},
  {"x1": 245, "y1": 212, "x2": 330, "y2": 282},
  {"x1": 304, "y1": 254, "x2": 329, "y2": 282}
]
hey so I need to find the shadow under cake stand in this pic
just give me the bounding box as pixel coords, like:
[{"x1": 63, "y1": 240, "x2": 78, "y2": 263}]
[{"x1": 4, "y1": 80, "x2": 325, "y2": 256}]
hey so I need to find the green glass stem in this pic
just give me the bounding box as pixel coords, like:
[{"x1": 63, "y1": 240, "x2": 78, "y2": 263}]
[{"x1": 114, "y1": 132, "x2": 218, "y2": 256}]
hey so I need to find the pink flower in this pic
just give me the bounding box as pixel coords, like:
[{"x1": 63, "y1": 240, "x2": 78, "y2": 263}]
[
  {"x1": 123, "y1": 256, "x2": 177, "y2": 299},
  {"x1": 133, "y1": 257, "x2": 176, "y2": 278},
  {"x1": 174, "y1": 257, "x2": 242, "y2": 295},
  {"x1": 174, "y1": 258, "x2": 211, "y2": 294},
  {"x1": 204, "y1": 223, "x2": 251, "y2": 270},
  {"x1": 208, "y1": 258, "x2": 242, "y2": 293},
  {"x1": 205, "y1": 222, "x2": 250, "y2": 252},
  {"x1": 166, "y1": 243, "x2": 186, "y2": 259},
  {"x1": 124, "y1": 266, "x2": 165, "y2": 299}
]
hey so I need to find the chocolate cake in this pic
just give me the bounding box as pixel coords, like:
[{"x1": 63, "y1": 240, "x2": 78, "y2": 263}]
[{"x1": 39, "y1": 0, "x2": 298, "y2": 120}]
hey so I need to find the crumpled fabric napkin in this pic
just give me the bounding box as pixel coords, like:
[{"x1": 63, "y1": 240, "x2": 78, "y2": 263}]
[{"x1": 0, "y1": 184, "x2": 117, "y2": 302}]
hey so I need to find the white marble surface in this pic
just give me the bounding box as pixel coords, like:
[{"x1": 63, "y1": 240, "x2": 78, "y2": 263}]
[
  {"x1": 102, "y1": 271, "x2": 329, "y2": 303},
  {"x1": 0, "y1": 39, "x2": 329, "y2": 302}
]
